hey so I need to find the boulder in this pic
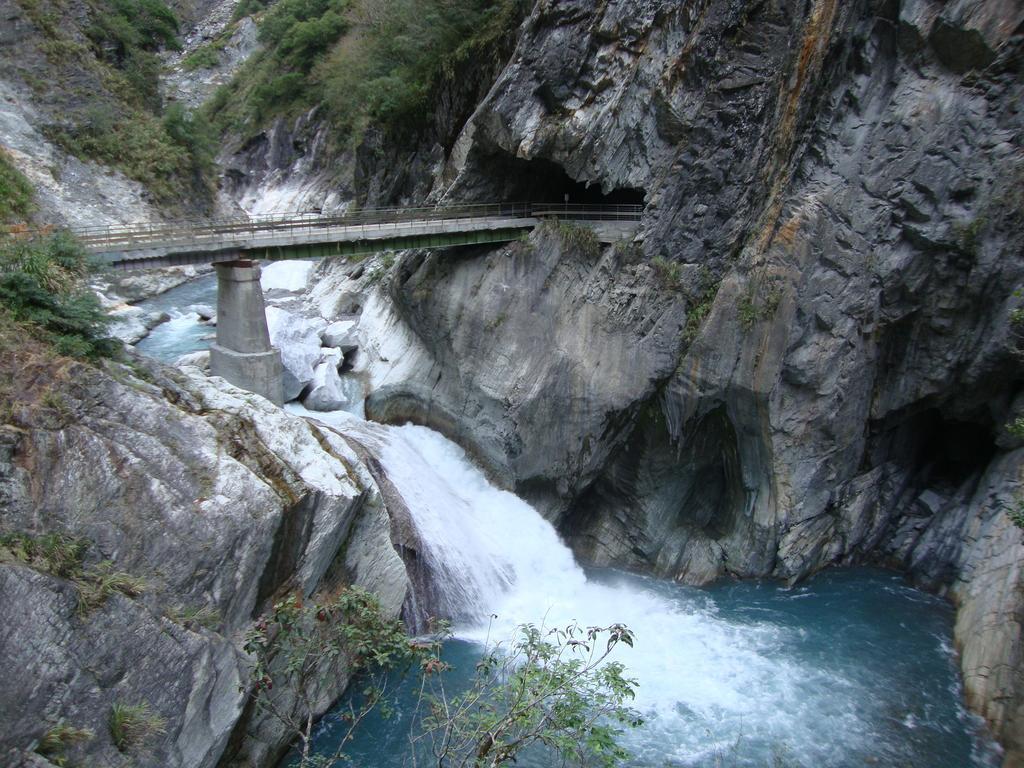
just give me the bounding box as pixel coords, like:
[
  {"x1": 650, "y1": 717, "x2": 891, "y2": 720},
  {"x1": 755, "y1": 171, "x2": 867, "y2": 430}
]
[
  {"x1": 320, "y1": 320, "x2": 359, "y2": 352},
  {"x1": 260, "y1": 261, "x2": 316, "y2": 293},
  {"x1": 303, "y1": 349, "x2": 363, "y2": 412},
  {"x1": 108, "y1": 306, "x2": 171, "y2": 345},
  {"x1": 265, "y1": 306, "x2": 327, "y2": 401},
  {"x1": 174, "y1": 350, "x2": 211, "y2": 371},
  {"x1": 189, "y1": 304, "x2": 215, "y2": 322}
]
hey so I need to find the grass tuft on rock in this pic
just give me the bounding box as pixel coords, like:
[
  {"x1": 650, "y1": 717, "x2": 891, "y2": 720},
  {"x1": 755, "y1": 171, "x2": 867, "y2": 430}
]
[
  {"x1": 651, "y1": 256, "x2": 682, "y2": 288},
  {"x1": 542, "y1": 219, "x2": 602, "y2": 259},
  {"x1": 0, "y1": 532, "x2": 146, "y2": 616},
  {"x1": 109, "y1": 702, "x2": 166, "y2": 752},
  {"x1": 36, "y1": 721, "x2": 94, "y2": 765},
  {"x1": 76, "y1": 561, "x2": 148, "y2": 615},
  {"x1": 165, "y1": 603, "x2": 222, "y2": 631}
]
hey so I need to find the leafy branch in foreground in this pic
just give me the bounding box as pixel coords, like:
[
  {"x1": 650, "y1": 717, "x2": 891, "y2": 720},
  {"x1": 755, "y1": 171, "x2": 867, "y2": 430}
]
[
  {"x1": 246, "y1": 589, "x2": 641, "y2": 768},
  {"x1": 244, "y1": 589, "x2": 423, "y2": 767},
  {"x1": 413, "y1": 620, "x2": 642, "y2": 768}
]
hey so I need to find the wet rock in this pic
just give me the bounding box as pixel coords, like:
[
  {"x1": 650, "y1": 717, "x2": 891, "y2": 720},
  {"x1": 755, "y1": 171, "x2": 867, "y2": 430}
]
[
  {"x1": 303, "y1": 350, "x2": 363, "y2": 412},
  {"x1": 189, "y1": 304, "x2": 216, "y2": 321},
  {"x1": 95, "y1": 267, "x2": 211, "y2": 304},
  {"x1": 108, "y1": 307, "x2": 171, "y2": 345}
]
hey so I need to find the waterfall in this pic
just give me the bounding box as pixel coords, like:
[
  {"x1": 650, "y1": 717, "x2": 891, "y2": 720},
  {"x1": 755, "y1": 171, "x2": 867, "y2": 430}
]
[{"x1": 288, "y1": 405, "x2": 996, "y2": 767}]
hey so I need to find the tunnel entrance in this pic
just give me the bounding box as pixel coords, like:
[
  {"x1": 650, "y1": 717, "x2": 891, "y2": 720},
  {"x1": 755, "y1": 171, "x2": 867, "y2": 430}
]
[{"x1": 474, "y1": 151, "x2": 645, "y2": 205}]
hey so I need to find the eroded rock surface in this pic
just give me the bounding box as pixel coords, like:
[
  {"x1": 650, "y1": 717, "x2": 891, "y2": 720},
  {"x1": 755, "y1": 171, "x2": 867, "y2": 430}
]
[{"x1": 0, "y1": 348, "x2": 408, "y2": 768}]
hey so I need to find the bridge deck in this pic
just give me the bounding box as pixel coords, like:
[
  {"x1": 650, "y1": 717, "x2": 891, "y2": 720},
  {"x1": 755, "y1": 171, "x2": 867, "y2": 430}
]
[{"x1": 55, "y1": 203, "x2": 643, "y2": 270}]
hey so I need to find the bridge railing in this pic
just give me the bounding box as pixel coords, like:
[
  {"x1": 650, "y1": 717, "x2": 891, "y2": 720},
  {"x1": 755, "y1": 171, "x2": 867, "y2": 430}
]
[{"x1": 7, "y1": 202, "x2": 643, "y2": 253}]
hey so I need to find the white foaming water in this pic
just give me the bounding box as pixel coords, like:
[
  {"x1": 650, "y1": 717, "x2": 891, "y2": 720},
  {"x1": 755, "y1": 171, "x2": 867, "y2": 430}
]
[
  {"x1": 288, "y1": 407, "x2": 895, "y2": 766},
  {"x1": 136, "y1": 309, "x2": 206, "y2": 361}
]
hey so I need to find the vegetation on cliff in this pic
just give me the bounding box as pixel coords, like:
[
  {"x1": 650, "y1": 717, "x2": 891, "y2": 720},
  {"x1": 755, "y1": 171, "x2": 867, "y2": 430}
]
[
  {"x1": 0, "y1": 230, "x2": 115, "y2": 359},
  {"x1": 0, "y1": 150, "x2": 36, "y2": 225},
  {"x1": 0, "y1": 532, "x2": 146, "y2": 615},
  {"x1": 207, "y1": 0, "x2": 529, "y2": 142},
  {"x1": 12, "y1": 0, "x2": 215, "y2": 208}
]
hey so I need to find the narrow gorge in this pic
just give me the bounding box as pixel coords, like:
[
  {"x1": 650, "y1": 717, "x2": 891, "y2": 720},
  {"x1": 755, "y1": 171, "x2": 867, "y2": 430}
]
[{"x1": 0, "y1": 0, "x2": 1022, "y2": 767}]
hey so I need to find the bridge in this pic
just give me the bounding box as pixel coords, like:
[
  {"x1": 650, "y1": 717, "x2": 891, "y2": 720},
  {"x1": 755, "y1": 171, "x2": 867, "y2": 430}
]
[
  {"x1": 72, "y1": 202, "x2": 643, "y2": 406},
  {"x1": 74, "y1": 202, "x2": 643, "y2": 270}
]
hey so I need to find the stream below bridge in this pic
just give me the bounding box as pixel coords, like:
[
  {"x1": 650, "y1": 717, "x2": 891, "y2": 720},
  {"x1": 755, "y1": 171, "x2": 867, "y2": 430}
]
[{"x1": 135, "y1": 276, "x2": 1001, "y2": 768}]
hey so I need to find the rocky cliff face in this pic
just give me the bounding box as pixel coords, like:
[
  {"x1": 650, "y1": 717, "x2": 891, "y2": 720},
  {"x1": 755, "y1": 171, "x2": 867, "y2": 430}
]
[
  {"x1": 4, "y1": 0, "x2": 1021, "y2": 761},
  {"x1": 0, "y1": 345, "x2": 409, "y2": 768},
  {"x1": 272, "y1": 0, "x2": 1024, "y2": 758}
]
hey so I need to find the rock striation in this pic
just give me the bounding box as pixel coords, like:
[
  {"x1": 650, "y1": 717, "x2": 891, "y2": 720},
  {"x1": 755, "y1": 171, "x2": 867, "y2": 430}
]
[{"x1": 0, "y1": 347, "x2": 408, "y2": 768}]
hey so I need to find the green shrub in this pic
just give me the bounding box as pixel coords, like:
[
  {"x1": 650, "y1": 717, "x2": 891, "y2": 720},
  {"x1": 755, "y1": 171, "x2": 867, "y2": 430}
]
[
  {"x1": 162, "y1": 103, "x2": 217, "y2": 173},
  {"x1": 260, "y1": 0, "x2": 349, "y2": 72},
  {"x1": 46, "y1": 108, "x2": 209, "y2": 205},
  {"x1": 181, "y1": 40, "x2": 223, "y2": 71},
  {"x1": 953, "y1": 215, "x2": 986, "y2": 258},
  {"x1": 651, "y1": 255, "x2": 682, "y2": 288},
  {"x1": 365, "y1": 251, "x2": 397, "y2": 284},
  {"x1": 21, "y1": 0, "x2": 212, "y2": 206},
  {"x1": 212, "y1": 0, "x2": 529, "y2": 141},
  {"x1": 0, "y1": 150, "x2": 35, "y2": 224},
  {"x1": 681, "y1": 267, "x2": 721, "y2": 345},
  {"x1": 109, "y1": 702, "x2": 166, "y2": 752},
  {"x1": 319, "y1": 0, "x2": 501, "y2": 131},
  {"x1": 85, "y1": 0, "x2": 181, "y2": 109},
  {"x1": 248, "y1": 71, "x2": 307, "y2": 120},
  {"x1": 89, "y1": 0, "x2": 180, "y2": 53},
  {"x1": 542, "y1": 219, "x2": 602, "y2": 259},
  {"x1": 246, "y1": 589, "x2": 641, "y2": 767},
  {"x1": 1008, "y1": 501, "x2": 1024, "y2": 530},
  {"x1": 232, "y1": 0, "x2": 269, "y2": 21},
  {"x1": 737, "y1": 277, "x2": 783, "y2": 331},
  {"x1": 737, "y1": 291, "x2": 758, "y2": 330},
  {"x1": 0, "y1": 232, "x2": 117, "y2": 358}
]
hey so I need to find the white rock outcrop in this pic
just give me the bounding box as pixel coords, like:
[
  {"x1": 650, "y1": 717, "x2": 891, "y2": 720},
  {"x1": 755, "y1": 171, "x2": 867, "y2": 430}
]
[
  {"x1": 303, "y1": 349, "x2": 363, "y2": 412},
  {"x1": 265, "y1": 306, "x2": 327, "y2": 400}
]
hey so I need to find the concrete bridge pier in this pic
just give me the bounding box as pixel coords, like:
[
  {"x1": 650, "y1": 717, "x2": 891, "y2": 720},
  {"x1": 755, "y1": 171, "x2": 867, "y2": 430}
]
[{"x1": 209, "y1": 259, "x2": 284, "y2": 406}]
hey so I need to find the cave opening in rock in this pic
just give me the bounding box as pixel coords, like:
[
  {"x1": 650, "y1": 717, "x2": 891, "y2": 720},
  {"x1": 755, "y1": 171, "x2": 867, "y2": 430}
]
[
  {"x1": 561, "y1": 402, "x2": 745, "y2": 572},
  {"x1": 869, "y1": 407, "x2": 997, "y2": 492},
  {"x1": 475, "y1": 150, "x2": 646, "y2": 205}
]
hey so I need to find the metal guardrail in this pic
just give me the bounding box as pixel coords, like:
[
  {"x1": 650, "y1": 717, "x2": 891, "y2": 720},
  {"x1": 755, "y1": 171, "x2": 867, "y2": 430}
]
[{"x1": 12, "y1": 202, "x2": 642, "y2": 254}]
